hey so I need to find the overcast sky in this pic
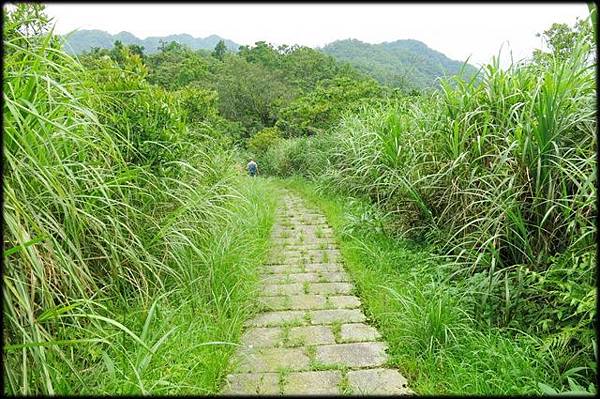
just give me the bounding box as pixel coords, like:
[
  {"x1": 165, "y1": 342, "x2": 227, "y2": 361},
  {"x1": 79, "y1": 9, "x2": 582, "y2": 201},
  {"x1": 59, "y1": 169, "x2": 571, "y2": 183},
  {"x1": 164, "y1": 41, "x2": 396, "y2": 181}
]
[{"x1": 43, "y1": 3, "x2": 590, "y2": 68}]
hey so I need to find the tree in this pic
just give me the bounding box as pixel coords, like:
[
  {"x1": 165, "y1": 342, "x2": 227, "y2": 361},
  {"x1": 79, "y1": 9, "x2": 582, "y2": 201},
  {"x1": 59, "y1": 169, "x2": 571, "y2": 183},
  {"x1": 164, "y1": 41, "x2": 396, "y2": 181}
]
[
  {"x1": 212, "y1": 39, "x2": 227, "y2": 61},
  {"x1": 238, "y1": 41, "x2": 281, "y2": 68},
  {"x1": 145, "y1": 43, "x2": 214, "y2": 90},
  {"x1": 128, "y1": 44, "x2": 145, "y2": 60},
  {"x1": 280, "y1": 46, "x2": 353, "y2": 92},
  {"x1": 247, "y1": 127, "x2": 282, "y2": 154},
  {"x1": 4, "y1": 2, "x2": 50, "y2": 37},
  {"x1": 109, "y1": 40, "x2": 126, "y2": 65},
  {"x1": 276, "y1": 76, "x2": 386, "y2": 137},
  {"x1": 532, "y1": 17, "x2": 594, "y2": 65},
  {"x1": 212, "y1": 56, "x2": 295, "y2": 138}
]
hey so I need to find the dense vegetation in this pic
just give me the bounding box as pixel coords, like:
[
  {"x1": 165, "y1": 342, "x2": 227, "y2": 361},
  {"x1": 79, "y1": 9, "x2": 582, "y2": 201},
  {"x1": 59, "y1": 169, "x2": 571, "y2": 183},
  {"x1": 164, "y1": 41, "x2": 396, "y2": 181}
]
[
  {"x1": 3, "y1": 5, "x2": 276, "y2": 394},
  {"x1": 280, "y1": 177, "x2": 588, "y2": 395},
  {"x1": 322, "y1": 38, "x2": 478, "y2": 89},
  {"x1": 263, "y1": 13, "x2": 597, "y2": 395},
  {"x1": 64, "y1": 29, "x2": 478, "y2": 92},
  {"x1": 3, "y1": 2, "x2": 596, "y2": 395}
]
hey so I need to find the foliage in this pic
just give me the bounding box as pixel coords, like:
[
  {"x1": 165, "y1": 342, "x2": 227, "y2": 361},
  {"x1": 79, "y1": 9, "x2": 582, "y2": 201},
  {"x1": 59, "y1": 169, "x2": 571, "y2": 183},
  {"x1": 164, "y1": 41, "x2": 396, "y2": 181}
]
[
  {"x1": 322, "y1": 38, "x2": 478, "y2": 89},
  {"x1": 89, "y1": 37, "x2": 417, "y2": 145},
  {"x1": 276, "y1": 76, "x2": 388, "y2": 137},
  {"x1": 3, "y1": 4, "x2": 277, "y2": 394},
  {"x1": 212, "y1": 39, "x2": 227, "y2": 60},
  {"x1": 533, "y1": 18, "x2": 594, "y2": 66},
  {"x1": 212, "y1": 55, "x2": 295, "y2": 137},
  {"x1": 81, "y1": 49, "x2": 188, "y2": 174},
  {"x1": 247, "y1": 127, "x2": 282, "y2": 155},
  {"x1": 266, "y1": 16, "x2": 597, "y2": 393},
  {"x1": 176, "y1": 85, "x2": 219, "y2": 123},
  {"x1": 65, "y1": 30, "x2": 480, "y2": 92},
  {"x1": 91, "y1": 36, "x2": 467, "y2": 146},
  {"x1": 280, "y1": 45, "x2": 358, "y2": 92},
  {"x1": 145, "y1": 42, "x2": 215, "y2": 90},
  {"x1": 261, "y1": 134, "x2": 337, "y2": 178},
  {"x1": 238, "y1": 40, "x2": 282, "y2": 68}
]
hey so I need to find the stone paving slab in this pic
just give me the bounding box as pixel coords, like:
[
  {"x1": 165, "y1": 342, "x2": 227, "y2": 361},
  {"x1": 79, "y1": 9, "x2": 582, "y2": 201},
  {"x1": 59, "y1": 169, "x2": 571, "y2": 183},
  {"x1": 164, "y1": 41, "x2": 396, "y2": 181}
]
[
  {"x1": 286, "y1": 250, "x2": 341, "y2": 261},
  {"x1": 288, "y1": 225, "x2": 334, "y2": 234},
  {"x1": 340, "y1": 323, "x2": 381, "y2": 342},
  {"x1": 304, "y1": 263, "x2": 344, "y2": 273},
  {"x1": 240, "y1": 327, "x2": 283, "y2": 348},
  {"x1": 308, "y1": 282, "x2": 354, "y2": 295},
  {"x1": 310, "y1": 309, "x2": 366, "y2": 325},
  {"x1": 235, "y1": 347, "x2": 310, "y2": 372},
  {"x1": 283, "y1": 243, "x2": 337, "y2": 250},
  {"x1": 314, "y1": 342, "x2": 388, "y2": 368},
  {"x1": 283, "y1": 371, "x2": 342, "y2": 394},
  {"x1": 244, "y1": 310, "x2": 307, "y2": 327},
  {"x1": 261, "y1": 265, "x2": 305, "y2": 274},
  {"x1": 222, "y1": 372, "x2": 280, "y2": 394},
  {"x1": 318, "y1": 271, "x2": 350, "y2": 282},
  {"x1": 288, "y1": 325, "x2": 336, "y2": 346},
  {"x1": 347, "y1": 368, "x2": 413, "y2": 395},
  {"x1": 222, "y1": 192, "x2": 411, "y2": 395},
  {"x1": 329, "y1": 295, "x2": 362, "y2": 309},
  {"x1": 262, "y1": 283, "x2": 305, "y2": 296},
  {"x1": 259, "y1": 295, "x2": 362, "y2": 312},
  {"x1": 260, "y1": 294, "x2": 327, "y2": 311},
  {"x1": 280, "y1": 236, "x2": 332, "y2": 245},
  {"x1": 261, "y1": 272, "x2": 320, "y2": 284}
]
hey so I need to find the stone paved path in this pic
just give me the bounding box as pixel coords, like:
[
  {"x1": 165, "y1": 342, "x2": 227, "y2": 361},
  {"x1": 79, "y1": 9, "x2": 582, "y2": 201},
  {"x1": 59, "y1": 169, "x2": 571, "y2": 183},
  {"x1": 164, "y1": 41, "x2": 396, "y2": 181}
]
[{"x1": 221, "y1": 192, "x2": 412, "y2": 395}]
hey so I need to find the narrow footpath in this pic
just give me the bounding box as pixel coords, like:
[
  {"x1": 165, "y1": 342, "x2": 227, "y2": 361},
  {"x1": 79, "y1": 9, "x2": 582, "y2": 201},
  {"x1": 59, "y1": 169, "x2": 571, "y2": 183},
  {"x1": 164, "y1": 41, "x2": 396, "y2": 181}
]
[{"x1": 221, "y1": 192, "x2": 413, "y2": 395}]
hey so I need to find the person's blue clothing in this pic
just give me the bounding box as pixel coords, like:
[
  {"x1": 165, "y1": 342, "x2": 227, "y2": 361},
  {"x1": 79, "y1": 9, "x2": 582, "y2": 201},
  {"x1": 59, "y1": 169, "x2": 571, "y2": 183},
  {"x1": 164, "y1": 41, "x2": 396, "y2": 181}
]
[{"x1": 247, "y1": 160, "x2": 258, "y2": 176}]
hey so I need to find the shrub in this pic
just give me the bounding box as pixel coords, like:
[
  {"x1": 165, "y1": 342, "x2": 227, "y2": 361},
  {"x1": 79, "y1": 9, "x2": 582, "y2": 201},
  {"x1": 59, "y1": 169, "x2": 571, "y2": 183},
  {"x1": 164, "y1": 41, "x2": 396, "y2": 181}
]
[
  {"x1": 3, "y1": 5, "x2": 244, "y2": 394},
  {"x1": 268, "y1": 20, "x2": 597, "y2": 391},
  {"x1": 248, "y1": 126, "x2": 282, "y2": 154}
]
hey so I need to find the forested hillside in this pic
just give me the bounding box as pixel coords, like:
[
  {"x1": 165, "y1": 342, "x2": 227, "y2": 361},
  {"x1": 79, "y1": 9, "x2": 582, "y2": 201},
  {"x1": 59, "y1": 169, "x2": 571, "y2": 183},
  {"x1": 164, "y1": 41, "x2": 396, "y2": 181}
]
[
  {"x1": 63, "y1": 30, "x2": 477, "y2": 90},
  {"x1": 322, "y1": 38, "x2": 478, "y2": 89},
  {"x1": 62, "y1": 29, "x2": 239, "y2": 54},
  {"x1": 4, "y1": 3, "x2": 596, "y2": 396}
]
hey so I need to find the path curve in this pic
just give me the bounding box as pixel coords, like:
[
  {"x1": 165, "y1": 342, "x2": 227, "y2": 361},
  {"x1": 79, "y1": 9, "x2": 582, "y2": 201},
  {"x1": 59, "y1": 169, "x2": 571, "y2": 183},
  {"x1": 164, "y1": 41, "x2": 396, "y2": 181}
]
[{"x1": 221, "y1": 192, "x2": 413, "y2": 395}]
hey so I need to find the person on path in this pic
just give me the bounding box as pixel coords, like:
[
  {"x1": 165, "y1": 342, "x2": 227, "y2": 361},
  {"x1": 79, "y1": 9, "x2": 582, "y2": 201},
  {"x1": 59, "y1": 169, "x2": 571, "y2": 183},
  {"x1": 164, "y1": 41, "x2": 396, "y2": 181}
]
[{"x1": 247, "y1": 159, "x2": 258, "y2": 177}]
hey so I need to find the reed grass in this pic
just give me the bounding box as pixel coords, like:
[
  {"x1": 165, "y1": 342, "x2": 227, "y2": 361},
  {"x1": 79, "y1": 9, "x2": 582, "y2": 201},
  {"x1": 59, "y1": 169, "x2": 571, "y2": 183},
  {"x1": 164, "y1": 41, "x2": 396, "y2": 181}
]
[
  {"x1": 282, "y1": 177, "x2": 595, "y2": 395},
  {"x1": 266, "y1": 19, "x2": 596, "y2": 393},
  {"x1": 3, "y1": 5, "x2": 278, "y2": 394}
]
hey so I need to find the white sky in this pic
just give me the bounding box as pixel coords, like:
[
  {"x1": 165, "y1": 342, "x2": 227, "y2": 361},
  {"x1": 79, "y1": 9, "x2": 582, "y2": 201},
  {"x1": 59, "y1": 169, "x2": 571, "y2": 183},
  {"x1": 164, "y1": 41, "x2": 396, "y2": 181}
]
[{"x1": 43, "y1": 3, "x2": 590, "y2": 68}]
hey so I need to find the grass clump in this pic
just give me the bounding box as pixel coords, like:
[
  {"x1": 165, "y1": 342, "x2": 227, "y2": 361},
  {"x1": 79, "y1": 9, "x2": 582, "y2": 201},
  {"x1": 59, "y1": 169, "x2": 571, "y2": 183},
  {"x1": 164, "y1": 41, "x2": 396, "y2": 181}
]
[
  {"x1": 3, "y1": 5, "x2": 278, "y2": 395},
  {"x1": 265, "y1": 15, "x2": 596, "y2": 394},
  {"x1": 280, "y1": 177, "x2": 596, "y2": 395}
]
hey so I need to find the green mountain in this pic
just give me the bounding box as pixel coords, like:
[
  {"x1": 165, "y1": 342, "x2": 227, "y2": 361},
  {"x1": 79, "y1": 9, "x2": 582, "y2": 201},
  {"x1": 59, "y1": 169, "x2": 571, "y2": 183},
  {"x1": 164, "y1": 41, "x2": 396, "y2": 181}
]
[
  {"x1": 321, "y1": 39, "x2": 478, "y2": 89},
  {"x1": 63, "y1": 31, "x2": 477, "y2": 89},
  {"x1": 61, "y1": 29, "x2": 240, "y2": 54}
]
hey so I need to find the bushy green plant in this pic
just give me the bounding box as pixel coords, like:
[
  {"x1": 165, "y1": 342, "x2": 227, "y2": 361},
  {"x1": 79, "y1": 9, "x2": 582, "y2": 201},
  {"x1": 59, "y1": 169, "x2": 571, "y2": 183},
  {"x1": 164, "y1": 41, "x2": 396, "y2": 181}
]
[
  {"x1": 2, "y1": 5, "x2": 276, "y2": 394},
  {"x1": 262, "y1": 133, "x2": 337, "y2": 178},
  {"x1": 275, "y1": 76, "x2": 387, "y2": 137},
  {"x1": 81, "y1": 47, "x2": 188, "y2": 175},
  {"x1": 268, "y1": 17, "x2": 597, "y2": 391},
  {"x1": 145, "y1": 41, "x2": 214, "y2": 90},
  {"x1": 176, "y1": 85, "x2": 219, "y2": 123},
  {"x1": 246, "y1": 127, "x2": 282, "y2": 174},
  {"x1": 247, "y1": 126, "x2": 282, "y2": 155}
]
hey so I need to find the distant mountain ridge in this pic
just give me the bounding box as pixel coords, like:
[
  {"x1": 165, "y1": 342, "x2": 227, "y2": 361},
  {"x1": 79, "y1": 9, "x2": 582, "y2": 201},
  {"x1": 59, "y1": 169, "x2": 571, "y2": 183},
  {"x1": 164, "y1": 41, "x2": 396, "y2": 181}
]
[
  {"x1": 321, "y1": 38, "x2": 478, "y2": 89},
  {"x1": 62, "y1": 29, "x2": 240, "y2": 54},
  {"x1": 63, "y1": 30, "x2": 478, "y2": 89}
]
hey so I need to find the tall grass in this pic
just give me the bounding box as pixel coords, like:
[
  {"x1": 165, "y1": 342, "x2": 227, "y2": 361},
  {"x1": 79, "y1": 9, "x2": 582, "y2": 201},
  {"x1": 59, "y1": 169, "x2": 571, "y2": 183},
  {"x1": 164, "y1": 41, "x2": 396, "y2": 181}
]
[
  {"x1": 3, "y1": 5, "x2": 277, "y2": 394},
  {"x1": 266, "y1": 20, "x2": 596, "y2": 392},
  {"x1": 282, "y1": 177, "x2": 595, "y2": 394}
]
